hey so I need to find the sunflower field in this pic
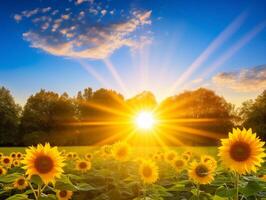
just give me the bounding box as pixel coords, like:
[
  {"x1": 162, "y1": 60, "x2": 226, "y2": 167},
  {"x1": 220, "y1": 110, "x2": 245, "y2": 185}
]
[{"x1": 0, "y1": 128, "x2": 265, "y2": 200}]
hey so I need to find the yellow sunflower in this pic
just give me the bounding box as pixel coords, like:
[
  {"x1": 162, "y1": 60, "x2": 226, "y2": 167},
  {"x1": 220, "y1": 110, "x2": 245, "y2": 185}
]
[
  {"x1": 0, "y1": 153, "x2": 3, "y2": 160},
  {"x1": 165, "y1": 150, "x2": 177, "y2": 163},
  {"x1": 1, "y1": 156, "x2": 12, "y2": 167},
  {"x1": 172, "y1": 158, "x2": 187, "y2": 173},
  {"x1": 66, "y1": 152, "x2": 73, "y2": 160},
  {"x1": 72, "y1": 152, "x2": 78, "y2": 160},
  {"x1": 13, "y1": 159, "x2": 21, "y2": 167},
  {"x1": 182, "y1": 152, "x2": 191, "y2": 161},
  {"x1": 56, "y1": 190, "x2": 73, "y2": 200},
  {"x1": 112, "y1": 141, "x2": 131, "y2": 162},
  {"x1": 0, "y1": 166, "x2": 7, "y2": 176},
  {"x1": 188, "y1": 161, "x2": 215, "y2": 184},
  {"x1": 22, "y1": 143, "x2": 65, "y2": 184},
  {"x1": 10, "y1": 152, "x2": 17, "y2": 159},
  {"x1": 13, "y1": 176, "x2": 28, "y2": 190},
  {"x1": 218, "y1": 128, "x2": 265, "y2": 174},
  {"x1": 201, "y1": 155, "x2": 217, "y2": 169},
  {"x1": 139, "y1": 160, "x2": 159, "y2": 184},
  {"x1": 16, "y1": 152, "x2": 23, "y2": 160},
  {"x1": 85, "y1": 153, "x2": 92, "y2": 161},
  {"x1": 76, "y1": 160, "x2": 91, "y2": 173}
]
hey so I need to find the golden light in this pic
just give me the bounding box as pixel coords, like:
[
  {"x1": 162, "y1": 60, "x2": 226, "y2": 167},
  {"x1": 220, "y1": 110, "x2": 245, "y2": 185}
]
[{"x1": 135, "y1": 111, "x2": 155, "y2": 130}]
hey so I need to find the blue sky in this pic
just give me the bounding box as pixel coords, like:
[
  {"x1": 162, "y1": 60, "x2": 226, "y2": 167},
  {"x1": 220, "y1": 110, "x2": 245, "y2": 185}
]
[{"x1": 0, "y1": 0, "x2": 266, "y2": 105}]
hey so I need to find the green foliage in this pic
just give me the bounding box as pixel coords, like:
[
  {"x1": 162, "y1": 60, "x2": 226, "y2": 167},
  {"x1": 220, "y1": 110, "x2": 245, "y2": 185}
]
[
  {"x1": 240, "y1": 90, "x2": 266, "y2": 140},
  {"x1": 0, "y1": 87, "x2": 21, "y2": 145}
]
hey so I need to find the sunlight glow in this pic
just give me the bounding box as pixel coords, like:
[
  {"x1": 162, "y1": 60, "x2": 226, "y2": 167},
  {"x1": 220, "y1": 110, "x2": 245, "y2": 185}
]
[{"x1": 135, "y1": 111, "x2": 155, "y2": 130}]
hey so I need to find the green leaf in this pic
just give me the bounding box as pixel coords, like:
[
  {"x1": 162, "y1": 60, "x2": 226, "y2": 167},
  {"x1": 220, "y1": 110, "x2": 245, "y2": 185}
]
[
  {"x1": 55, "y1": 176, "x2": 77, "y2": 191},
  {"x1": 30, "y1": 175, "x2": 43, "y2": 185},
  {"x1": 215, "y1": 186, "x2": 236, "y2": 197},
  {"x1": 6, "y1": 194, "x2": 28, "y2": 200},
  {"x1": 239, "y1": 181, "x2": 263, "y2": 197},
  {"x1": 0, "y1": 173, "x2": 23, "y2": 183},
  {"x1": 39, "y1": 194, "x2": 57, "y2": 200},
  {"x1": 213, "y1": 196, "x2": 228, "y2": 200},
  {"x1": 167, "y1": 183, "x2": 186, "y2": 191},
  {"x1": 75, "y1": 183, "x2": 96, "y2": 191}
]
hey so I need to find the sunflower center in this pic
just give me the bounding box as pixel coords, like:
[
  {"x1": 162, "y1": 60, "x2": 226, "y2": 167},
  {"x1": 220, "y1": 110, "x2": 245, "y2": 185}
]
[
  {"x1": 59, "y1": 190, "x2": 68, "y2": 197},
  {"x1": 79, "y1": 162, "x2": 87, "y2": 169},
  {"x1": 175, "y1": 160, "x2": 184, "y2": 168},
  {"x1": 117, "y1": 147, "x2": 127, "y2": 157},
  {"x1": 195, "y1": 164, "x2": 209, "y2": 177},
  {"x1": 3, "y1": 158, "x2": 10, "y2": 164},
  {"x1": 34, "y1": 155, "x2": 54, "y2": 174},
  {"x1": 17, "y1": 178, "x2": 25, "y2": 186},
  {"x1": 230, "y1": 142, "x2": 251, "y2": 162},
  {"x1": 143, "y1": 166, "x2": 152, "y2": 177}
]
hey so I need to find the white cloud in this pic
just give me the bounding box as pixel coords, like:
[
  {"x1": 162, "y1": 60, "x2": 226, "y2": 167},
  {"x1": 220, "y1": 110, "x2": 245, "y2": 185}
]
[
  {"x1": 89, "y1": 8, "x2": 98, "y2": 15},
  {"x1": 22, "y1": 8, "x2": 39, "y2": 18},
  {"x1": 14, "y1": 14, "x2": 22, "y2": 22},
  {"x1": 101, "y1": 10, "x2": 107, "y2": 16},
  {"x1": 212, "y1": 65, "x2": 266, "y2": 92},
  {"x1": 23, "y1": 10, "x2": 152, "y2": 60}
]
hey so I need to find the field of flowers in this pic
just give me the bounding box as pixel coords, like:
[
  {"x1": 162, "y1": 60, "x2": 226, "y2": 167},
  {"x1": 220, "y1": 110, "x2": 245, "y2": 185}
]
[{"x1": 0, "y1": 128, "x2": 265, "y2": 200}]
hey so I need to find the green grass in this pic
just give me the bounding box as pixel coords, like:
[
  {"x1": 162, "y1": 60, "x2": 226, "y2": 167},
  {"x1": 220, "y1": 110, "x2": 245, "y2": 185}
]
[{"x1": 0, "y1": 146, "x2": 218, "y2": 157}]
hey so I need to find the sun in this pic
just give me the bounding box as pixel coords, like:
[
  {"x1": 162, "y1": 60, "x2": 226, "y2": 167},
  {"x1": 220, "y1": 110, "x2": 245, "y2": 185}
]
[{"x1": 135, "y1": 111, "x2": 155, "y2": 130}]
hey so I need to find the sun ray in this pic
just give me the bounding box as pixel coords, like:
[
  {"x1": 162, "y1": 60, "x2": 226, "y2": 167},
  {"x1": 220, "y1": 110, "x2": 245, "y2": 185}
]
[
  {"x1": 103, "y1": 58, "x2": 130, "y2": 97},
  {"x1": 77, "y1": 59, "x2": 110, "y2": 87},
  {"x1": 165, "y1": 11, "x2": 247, "y2": 97}
]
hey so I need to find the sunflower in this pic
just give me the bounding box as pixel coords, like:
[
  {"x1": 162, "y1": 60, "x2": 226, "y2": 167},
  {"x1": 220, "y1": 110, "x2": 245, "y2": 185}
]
[
  {"x1": 201, "y1": 155, "x2": 217, "y2": 169},
  {"x1": 139, "y1": 160, "x2": 159, "y2": 184},
  {"x1": 10, "y1": 152, "x2": 17, "y2": 159},
  {"x1": 188, "y1": 161, "x2": 215, "y2": 184},
  {"x1": 100, "y1": 145, "x2": 112, "y2": 158},
  {"x1": 0, "y1": 153, "x2": 3, "y2": 160},
  {"x1": 112, "y1": 141, "x2": 131, "y2": 162},
  {"x1": 22, "y1": 143, "x2": 65, "y2": 184},
  {"x1": 72, "y1": 152, "x2": 78, "y2": 160},
  {"x1": 13, "y1": 159, "x2": 21, "y2": 167},
  {"x1": 1, "y1": 156, "x2": 12, "y2": 167},
  {"x1": 218, "y1": 128, "x2": 265, "y2": 174},
  {"x1": 0, "y1": 166, "x2": 7, "y2": 176},
  {"x1": 85, "y1": 153, "x2": 92, "y2": 161},
  {"x1": 76, "y1": 160, "x2": 91, "y2": 173},
  {"x1": 172, "y1": 158, "x2": 187, "y2": 172},
  {"x1": 258, "y1": 174, "x2": 266, "y2": 181},
  {"x1": 13, "y1": 176, "x2": 28, "y2": 190},
  {"x1": 16, "y1": 152, "x2": 23, "y2": 160},
  {"x1": 56, "y1": 190, "x2": 73, "y2": 200},
  {"x1": 66, "y1": 152, "x2": 73, "y2": 160},
  {"x1": 182, "y1": 152, "x2": 191, "y2": 161},
  {"x1": 165, "y1": 150, "x2": 177, "y2": 163}
]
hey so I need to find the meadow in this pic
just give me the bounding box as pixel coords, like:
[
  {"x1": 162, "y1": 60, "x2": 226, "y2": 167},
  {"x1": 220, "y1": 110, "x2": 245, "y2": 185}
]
[{"x1": 0, "y1": 130, "x2": 265, "y2": 200}]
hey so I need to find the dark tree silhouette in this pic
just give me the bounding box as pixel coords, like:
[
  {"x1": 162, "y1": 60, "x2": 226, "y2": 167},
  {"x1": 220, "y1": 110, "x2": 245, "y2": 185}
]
[
  {"x1": 240, "y1": 90, "x2": 266, "y2": 140},
  {"x1": 0, "y1": 87, "x2": 21, "y2": 145}
]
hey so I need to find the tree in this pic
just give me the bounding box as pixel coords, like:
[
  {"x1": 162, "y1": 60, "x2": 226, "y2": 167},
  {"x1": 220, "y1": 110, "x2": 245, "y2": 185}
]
[
  {"x1": 20, "y1": 90, "x2": 76, "y2": 145},
  {"x1": 240, "y1": 90, "x2": 266, "y2": 140},
  {"x1": 0, "y1": 87, "x2": 21, "y2": 145},
  {"x1": 158, "y1": 88, "x2": 234, "y2": 145}
]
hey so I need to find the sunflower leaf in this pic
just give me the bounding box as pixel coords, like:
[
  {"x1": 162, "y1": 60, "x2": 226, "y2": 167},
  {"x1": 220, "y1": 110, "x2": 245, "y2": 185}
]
[{"x1": 6, "y1": 194, "x2": 28, "y2": 200}]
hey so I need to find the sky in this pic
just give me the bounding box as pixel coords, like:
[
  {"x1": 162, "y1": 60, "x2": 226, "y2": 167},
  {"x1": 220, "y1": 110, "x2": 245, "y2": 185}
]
[{"x1": 0, "y1": 0, "x2": 266, "y2": 106}]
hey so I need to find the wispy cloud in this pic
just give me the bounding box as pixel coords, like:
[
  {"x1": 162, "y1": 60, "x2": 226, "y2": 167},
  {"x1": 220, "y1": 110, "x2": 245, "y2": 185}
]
[
  {"x1": 212, "y1": 65, "x2": 266, "y2": 92},
  {"x1": 14, "y1": 1, "x2": 152, "y2": 60}
]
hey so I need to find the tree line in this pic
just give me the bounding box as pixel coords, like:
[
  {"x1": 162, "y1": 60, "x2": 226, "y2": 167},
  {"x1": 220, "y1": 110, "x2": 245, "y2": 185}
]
[{"x1": 0, "y1": 86, "x2": 265, "y2": 146}]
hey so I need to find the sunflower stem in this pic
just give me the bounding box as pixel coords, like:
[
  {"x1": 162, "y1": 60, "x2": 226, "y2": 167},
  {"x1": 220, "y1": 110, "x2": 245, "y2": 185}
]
[
  {"x1": 28, "y1": 181, "x2": 38, "y2": 200},
  {"x1": 196, "y1": 184, "x2": 200, "y2": 200},
  {"x1": 235, "y1": 173, "x2": 239, "y2": 200}
]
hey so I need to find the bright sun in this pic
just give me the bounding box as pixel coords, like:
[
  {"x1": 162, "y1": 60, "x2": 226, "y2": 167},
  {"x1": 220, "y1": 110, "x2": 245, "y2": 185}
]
[{"x1": 135, "y1": 111, "x2": 155, "y2": 130}]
